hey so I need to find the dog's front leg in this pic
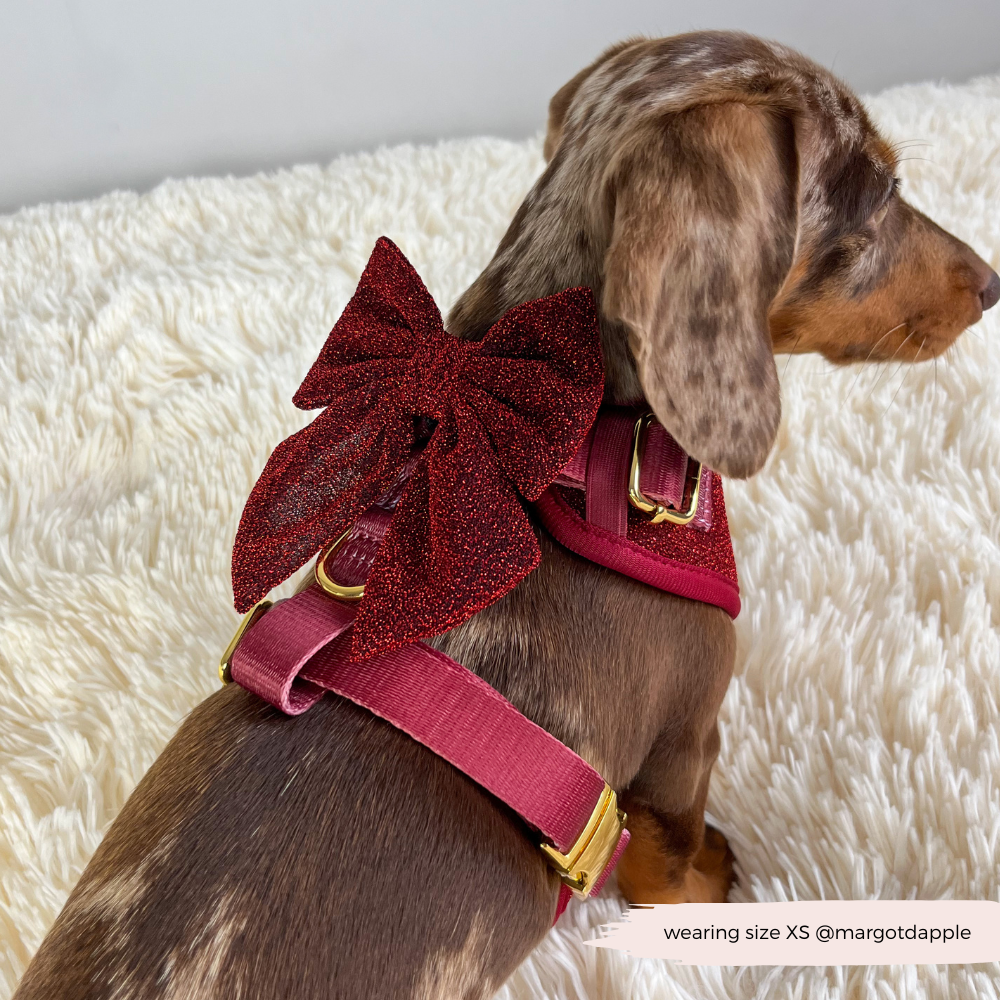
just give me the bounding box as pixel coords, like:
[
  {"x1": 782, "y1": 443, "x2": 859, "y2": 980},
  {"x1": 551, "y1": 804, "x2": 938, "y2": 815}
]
[
  {"x1": 616, "y1": 747, "x2": 735, "y2": 904},
  {"x1": 615, "y1": 609, "x2": 738, "y2": 904}
]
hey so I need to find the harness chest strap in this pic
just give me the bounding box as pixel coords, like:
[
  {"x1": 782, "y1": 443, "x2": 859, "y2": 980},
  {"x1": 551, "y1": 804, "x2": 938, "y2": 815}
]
[{"x1": 228, "y1": 585, "x2": 629, "y2": 904}]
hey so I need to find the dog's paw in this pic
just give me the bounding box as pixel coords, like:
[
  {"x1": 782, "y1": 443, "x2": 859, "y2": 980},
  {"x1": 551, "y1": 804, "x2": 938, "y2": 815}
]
[
  {"x1": 616, "y1": 817, "x2": 737, "y2": 904},
  {"x1": 685, "y1": 823, "x2": 736, "y2": 902}
]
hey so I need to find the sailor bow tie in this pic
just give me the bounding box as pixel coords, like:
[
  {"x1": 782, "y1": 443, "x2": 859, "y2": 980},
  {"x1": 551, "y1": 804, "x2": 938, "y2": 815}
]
[{"x1": 232, "y1": 237, "x2": 604, "y2": 659}]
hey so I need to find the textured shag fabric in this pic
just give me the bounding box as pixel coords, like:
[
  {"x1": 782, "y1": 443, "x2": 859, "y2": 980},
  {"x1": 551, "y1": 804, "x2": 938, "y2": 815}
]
[{"x1": 2, "y1": 73, "x2": 1000, "y2": 999}]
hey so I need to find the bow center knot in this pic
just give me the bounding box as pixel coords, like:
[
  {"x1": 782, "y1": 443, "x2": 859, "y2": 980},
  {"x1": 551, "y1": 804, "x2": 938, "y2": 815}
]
[{"x1": 411, "y1": 332, "x2": 465, "y2": 410}]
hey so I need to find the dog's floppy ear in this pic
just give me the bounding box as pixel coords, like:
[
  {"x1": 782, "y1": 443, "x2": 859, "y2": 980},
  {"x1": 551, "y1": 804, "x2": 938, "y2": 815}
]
[{"x1": 602, "y1": 102, "x2": 798, "y2": 479}]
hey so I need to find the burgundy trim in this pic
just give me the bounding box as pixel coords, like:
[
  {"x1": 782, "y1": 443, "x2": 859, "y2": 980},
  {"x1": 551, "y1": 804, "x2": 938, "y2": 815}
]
[{"x1": 534, "y1": 487, "x2": 741, "y2": 619}]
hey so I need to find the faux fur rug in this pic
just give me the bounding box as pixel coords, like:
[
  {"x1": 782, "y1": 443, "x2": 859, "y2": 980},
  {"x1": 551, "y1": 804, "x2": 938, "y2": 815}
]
[{"x1": 3, "y1": 72, "x2": 1000, "y2": 1000}]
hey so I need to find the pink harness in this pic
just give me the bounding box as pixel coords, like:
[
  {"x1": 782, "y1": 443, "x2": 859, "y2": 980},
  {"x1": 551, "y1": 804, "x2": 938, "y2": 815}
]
[
  {"x1": 223, "y1": 406, "x2": 738, "y2": 919},
  {"x1": 220, "y1": 239, "x2": 739, "y2": 921}
]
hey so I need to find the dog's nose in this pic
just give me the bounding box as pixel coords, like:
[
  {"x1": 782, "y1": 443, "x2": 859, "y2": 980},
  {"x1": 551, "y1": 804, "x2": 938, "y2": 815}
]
[{"x1": 981, "y1": 269, "x2": 1000, "y2": 311}]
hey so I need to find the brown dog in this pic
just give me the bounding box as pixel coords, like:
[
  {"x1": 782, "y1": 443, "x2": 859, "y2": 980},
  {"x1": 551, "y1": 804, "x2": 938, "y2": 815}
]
[{"x1": 14, "y1": 31, "x2": 998, "y2": 1000}]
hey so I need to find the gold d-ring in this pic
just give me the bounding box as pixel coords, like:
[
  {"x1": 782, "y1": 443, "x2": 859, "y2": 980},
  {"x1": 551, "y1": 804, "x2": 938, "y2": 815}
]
[
  {"x1": 314, "y1": 528, "x2": 365, "y2": 600},
  {"x1": 628, "y1": 413, "x2": 702, "y2": 525}
]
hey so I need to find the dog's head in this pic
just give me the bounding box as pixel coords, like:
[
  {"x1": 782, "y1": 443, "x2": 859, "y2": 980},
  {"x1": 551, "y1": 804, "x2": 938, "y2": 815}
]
[{"x1": 454, "y1": 32, "x2": 998, "y2": 479}]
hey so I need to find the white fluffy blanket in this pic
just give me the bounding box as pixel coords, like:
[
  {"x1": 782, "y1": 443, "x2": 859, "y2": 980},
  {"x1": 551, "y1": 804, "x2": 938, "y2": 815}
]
[{"x1": 2, "y1": 74, "x2": 1000, "y2": 1000}]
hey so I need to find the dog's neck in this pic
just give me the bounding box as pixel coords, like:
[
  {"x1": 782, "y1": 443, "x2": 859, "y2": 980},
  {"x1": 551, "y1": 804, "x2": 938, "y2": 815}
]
[{"x1": 446, "y1": 180, "x2": 644, "y2": 405}]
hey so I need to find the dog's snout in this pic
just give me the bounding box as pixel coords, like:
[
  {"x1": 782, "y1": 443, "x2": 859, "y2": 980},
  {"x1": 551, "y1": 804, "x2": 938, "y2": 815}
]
[{"x1": 980, "y1": 269, "x2": 1000, "y2": 312}]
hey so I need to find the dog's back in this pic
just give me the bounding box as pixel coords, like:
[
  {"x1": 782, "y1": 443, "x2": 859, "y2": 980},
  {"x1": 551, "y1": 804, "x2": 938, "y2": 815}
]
[{"x1": 13, "y1": 685, "x2": 552, "y2": 999}]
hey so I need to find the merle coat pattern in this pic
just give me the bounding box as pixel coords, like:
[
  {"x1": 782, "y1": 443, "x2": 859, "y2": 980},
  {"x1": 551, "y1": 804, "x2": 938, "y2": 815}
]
[{"x1": 14, "y1": 31, "x2": 998, "y2": 1000}]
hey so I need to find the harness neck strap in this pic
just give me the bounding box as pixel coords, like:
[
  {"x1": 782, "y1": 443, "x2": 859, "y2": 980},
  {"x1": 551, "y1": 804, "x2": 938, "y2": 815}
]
[{"x1": 554, "y1": 407, "x2": 714, "y2": 532}]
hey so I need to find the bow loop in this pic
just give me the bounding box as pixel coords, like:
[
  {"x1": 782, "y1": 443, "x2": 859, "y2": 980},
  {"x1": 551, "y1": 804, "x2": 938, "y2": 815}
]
[
  {"x1": 232, "y1": 237, "x2": 604, "y2": 658},
  {"x1": 292, "y1": 238, "x2": 444, "y2": 411}
]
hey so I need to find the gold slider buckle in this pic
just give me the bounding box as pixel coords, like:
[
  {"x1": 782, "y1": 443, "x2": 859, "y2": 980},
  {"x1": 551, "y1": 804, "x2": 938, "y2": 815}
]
[
  {"x1": 314, "y1": 528, "x2": 365, "y2": 601},
  {"x1": 219, "y1": 598, "x2": 273, "y2": 684},
  {"x1": 220, "y1": 525, "x2": 363, "y2": 683},
  {"x1": 539, "y1": 784, "x2": 626, "y2": 898},
  {"x1": 628, "y1": 412, "x2": 703, "y2": 525}
]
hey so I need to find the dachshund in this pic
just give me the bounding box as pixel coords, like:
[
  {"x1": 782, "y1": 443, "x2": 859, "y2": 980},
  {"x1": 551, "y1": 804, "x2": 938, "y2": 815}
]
[{"x1": 14, "y1": 30, "x2": 998, "y2": 1000}]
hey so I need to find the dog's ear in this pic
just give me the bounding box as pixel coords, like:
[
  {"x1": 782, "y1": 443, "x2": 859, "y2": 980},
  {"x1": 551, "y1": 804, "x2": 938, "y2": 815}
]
[
  {"x1": 544, "y1": 40, "x2": 645, "y2": 161},
  {"x1": 602, "y1": 102, "x2": 798, "y2": 478}
]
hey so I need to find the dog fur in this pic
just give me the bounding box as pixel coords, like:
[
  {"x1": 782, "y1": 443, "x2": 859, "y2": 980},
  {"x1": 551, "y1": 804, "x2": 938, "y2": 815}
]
[{"x1": 13, "y1": 31, "x2": 998, "y2": 1000}]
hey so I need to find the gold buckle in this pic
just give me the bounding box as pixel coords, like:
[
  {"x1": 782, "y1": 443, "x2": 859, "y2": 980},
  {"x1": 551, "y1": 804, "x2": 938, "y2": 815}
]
[
  {"x1": 539, "y1": 784, "x2": 627, "y2": 898},
  {"x1": 219, "y1": 598, "x2": 273, "y2": 684},
  {"x1": 314, "y1": 528, "x2": 365, "y2": 600},
  {"x1": 219, "y1": 525, "x2": 363, "y2": 683},
  {"x1": 628, "y1": 412, "x2": 703, "y2": 525}
]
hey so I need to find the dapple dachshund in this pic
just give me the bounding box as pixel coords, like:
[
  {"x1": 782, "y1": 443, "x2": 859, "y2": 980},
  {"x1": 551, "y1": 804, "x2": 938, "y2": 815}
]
[{"x1": 14, "y1": 30, "x2": 998, "y2": 1000}]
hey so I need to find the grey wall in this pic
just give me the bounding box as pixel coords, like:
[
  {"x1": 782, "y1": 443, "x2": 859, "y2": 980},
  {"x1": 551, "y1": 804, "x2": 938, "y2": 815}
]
[{"x1": 4, "y1": 0, "x2": 999, "y2": 214}]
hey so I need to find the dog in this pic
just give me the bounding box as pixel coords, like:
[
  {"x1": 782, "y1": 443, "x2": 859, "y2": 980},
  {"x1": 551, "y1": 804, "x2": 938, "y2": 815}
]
[{"x1": 14, "y1": 31, "x2": 998, "y2": 1000}]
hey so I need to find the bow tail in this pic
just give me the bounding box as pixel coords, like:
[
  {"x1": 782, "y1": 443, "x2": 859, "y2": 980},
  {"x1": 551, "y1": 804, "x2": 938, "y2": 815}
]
[{"x1": 350, "y1": 443, "x2": 541, "y2": 660}]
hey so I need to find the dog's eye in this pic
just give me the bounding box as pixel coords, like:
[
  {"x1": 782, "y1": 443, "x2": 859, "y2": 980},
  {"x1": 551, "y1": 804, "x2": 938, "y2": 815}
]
[{"x1": 869, "y1": 178, "x2": 899, "y2": 228}]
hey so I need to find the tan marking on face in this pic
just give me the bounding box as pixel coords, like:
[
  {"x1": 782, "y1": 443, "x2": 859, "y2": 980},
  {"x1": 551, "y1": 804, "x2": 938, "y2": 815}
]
[{"x1": 770, "y1": 199, "x2": 990, "y2": 363}]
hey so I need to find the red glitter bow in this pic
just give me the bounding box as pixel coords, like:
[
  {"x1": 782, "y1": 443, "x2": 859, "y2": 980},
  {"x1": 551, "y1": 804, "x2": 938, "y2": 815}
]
[{"x1": 232, "y1": 237, "x2": 604, "y2": 659}]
